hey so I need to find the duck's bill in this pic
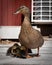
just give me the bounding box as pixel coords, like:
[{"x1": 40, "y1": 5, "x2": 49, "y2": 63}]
[{"x1": 13, "y1": 10, "x2": 20, "y2": 14}]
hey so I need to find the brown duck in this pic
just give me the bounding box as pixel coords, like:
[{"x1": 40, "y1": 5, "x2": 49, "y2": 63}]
[{"x1": 14, "y1": 6, "x2": 44, "y2": 56}]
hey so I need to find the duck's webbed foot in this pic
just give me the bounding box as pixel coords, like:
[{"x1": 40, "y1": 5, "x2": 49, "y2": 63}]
[
  {"x1": 30, "y1": 47, "x2": 40, "y2": 57},
  {"x1": 26, "y1": 55, "x2": 32, "y2": 58},
  {"x1": 25, "y1": 48, "x2": 32, "y2": 58},
  {"x1": 34, "y1": 53, "x2": 39, "y2": 57}
]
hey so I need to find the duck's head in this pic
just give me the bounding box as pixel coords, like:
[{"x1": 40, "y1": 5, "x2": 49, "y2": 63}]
[{"x1": 14, "y1": 6, "x2": 30, "y2": 15}]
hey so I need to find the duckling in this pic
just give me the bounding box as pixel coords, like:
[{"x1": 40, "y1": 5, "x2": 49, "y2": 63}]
[
  {"x1": 14, "y1": 6, "x2": 44, "y2": 56},
  {"x1": 6, "y1": 43, "x2": 32, "y2": 58},
  {"x1": 6, "y1": 43, "x2": 19, "y2": 56}
]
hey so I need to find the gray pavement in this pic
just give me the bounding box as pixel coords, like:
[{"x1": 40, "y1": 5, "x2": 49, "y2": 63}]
[{"x1": 0, "y1": 40, "x2": 52, "y2": 65}]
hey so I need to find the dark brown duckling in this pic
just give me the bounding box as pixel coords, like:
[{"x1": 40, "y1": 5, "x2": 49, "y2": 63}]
[
  {"x1": 14, "y1": 6, "x2": 44, "y2": 56},
  {"x1": 6, "y1": 43, "x2": 32, "y2": 58},
  {"x1": 6, "y1": 43, "x2": 20, "y2": 56}
]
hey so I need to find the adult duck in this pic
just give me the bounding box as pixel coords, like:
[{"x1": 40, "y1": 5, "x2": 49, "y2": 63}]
[{"x1": 14, "y1": 6, "x2": 44, "y2": 56}]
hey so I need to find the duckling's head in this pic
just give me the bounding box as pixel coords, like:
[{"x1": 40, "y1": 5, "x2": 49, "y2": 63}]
[{"x1": 14, "y1": 6, "x2": 30, "y2": 15}]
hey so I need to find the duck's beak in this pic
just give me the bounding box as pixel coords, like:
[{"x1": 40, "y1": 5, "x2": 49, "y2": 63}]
[
  {"x1": 13, "y1": 11, "x2": 20, "y2": 14},
  {"x1": 13, "y1": 8, "x2": 21, "y2": 14}
]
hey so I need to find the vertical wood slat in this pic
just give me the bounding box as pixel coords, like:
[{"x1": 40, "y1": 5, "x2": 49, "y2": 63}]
[
  {"x1": 2, "y1": 0, "x2": 8, "y2": 25},
  {"x1": 0, "y1": 0, "x2": 1, "y2": 25},
  {"x1": 15, "y1": 0, "x2": 21, "y2": 26},
  {"x1": 7, "y1": 0, "x2": 12, "y2": 25},
  {"x1": 12, "y1": 0, "x2": 16, "y2": 25}
]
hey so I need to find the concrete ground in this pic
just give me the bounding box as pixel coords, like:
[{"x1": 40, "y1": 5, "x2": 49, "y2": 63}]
[{"x1": 0, "y1": 39, "x2": 52, "y2": 65}]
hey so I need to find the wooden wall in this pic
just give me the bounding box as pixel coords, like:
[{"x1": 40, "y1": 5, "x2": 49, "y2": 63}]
[{"x1": 0, "y1": 0, "x2": 31, "y2": 26}]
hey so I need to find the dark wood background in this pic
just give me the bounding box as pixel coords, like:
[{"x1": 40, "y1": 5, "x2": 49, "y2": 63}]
[{"x1": 0, "y1": 0, "x2": 31, "y2": 26}]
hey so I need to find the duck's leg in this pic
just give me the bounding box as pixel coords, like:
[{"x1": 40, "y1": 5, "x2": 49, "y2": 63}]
[
  {"x1": 35, "y1": 47, "x2": 39, "y2": 57},
  {"x1": 26, "y1": 48, "x2": 32, "y2": 58},
  {"x1": 37, "y1": 47, "x2": 39, "y2": 56},
  {"x1": 28, "y1": 49, "x2": 32, "y2": 53}
]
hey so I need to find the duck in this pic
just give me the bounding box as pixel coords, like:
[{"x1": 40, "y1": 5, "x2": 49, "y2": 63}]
[{"x1": 14, "y1": 6, "x2": 44, "y2": 56}]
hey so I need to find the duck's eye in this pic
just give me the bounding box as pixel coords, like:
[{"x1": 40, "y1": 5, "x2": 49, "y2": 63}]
[
  {"x1": 22, "y1": 7, "x2": 24, "y2": 8},
  {"x1": 20, "y1": 6, "x2": 24, "y2": 9}
]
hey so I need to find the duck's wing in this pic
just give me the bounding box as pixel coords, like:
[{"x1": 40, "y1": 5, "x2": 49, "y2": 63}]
[{"x1": 25, "y1": 28, "x2": 44, "y2": 48}]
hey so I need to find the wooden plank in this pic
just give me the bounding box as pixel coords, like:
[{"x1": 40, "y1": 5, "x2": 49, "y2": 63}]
[
  {"x1": 0, "y1": 0, "x2": 2, "y2": 25},
  {"x1": 15, "y1": 0, "x2": 21, "y2": 26},
  {"x1": 12, "y1": 0, "x2": 16, "y2": 25},
  {"x1": 42, "y1": 41, "x2": 52, "y2": 47},
  {"x1": 2, "y1": 0, "x2": 8, "y2": 25},
  {"x1": 7, "y1": 0, "x2": 13, "y2": 25}
]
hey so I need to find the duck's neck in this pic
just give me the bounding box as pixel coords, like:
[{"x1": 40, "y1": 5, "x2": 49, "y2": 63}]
[
  {"x1": 24, "y1": 13, "x2": 30, "y2": 18},
  {"x1": 21, "y1": 13, "x2": 32, "y2": 31},
  {"x1": 24, "y1": 16, "x2": 30, "y2": 23},
  {"x1": 22, "y1": 17, "x2": 31, "y2": 28},
  {"x1": 22, "y1": 13, "x2": 31, "y2": 26}
]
